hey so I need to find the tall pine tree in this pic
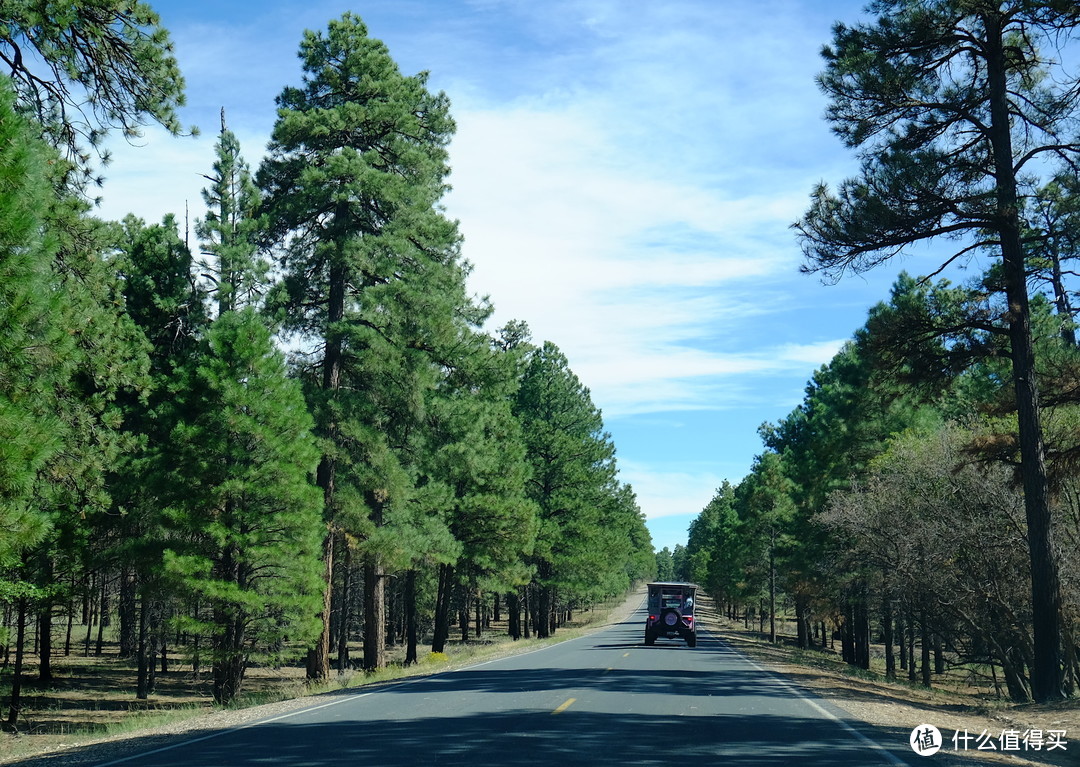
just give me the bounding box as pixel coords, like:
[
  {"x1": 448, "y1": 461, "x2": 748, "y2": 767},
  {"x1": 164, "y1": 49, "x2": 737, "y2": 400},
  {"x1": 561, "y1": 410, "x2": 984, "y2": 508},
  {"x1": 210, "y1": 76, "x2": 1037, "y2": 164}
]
[
  {"x1": 161, "y1": 309, "x2": 324, "y2": 705},
  {"x1": 258, "y1": 13, "x2": 469, "y2": 676}
]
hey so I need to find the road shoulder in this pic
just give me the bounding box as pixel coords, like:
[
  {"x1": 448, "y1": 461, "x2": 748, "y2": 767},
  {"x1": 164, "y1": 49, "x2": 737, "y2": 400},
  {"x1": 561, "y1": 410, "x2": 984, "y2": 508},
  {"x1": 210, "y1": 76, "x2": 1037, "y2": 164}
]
[{"x1": 695, "y1": 596, "x2": 1075, "y2": 767}]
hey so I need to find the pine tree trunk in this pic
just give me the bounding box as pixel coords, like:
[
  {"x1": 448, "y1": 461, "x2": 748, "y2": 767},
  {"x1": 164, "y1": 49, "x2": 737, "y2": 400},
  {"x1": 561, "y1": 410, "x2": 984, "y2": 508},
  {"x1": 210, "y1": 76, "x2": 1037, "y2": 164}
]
[
  {"x1": 309, "y1": 244, "x2": 347, "y2": 682},
  {"x1": 362, "y1": 559, "x2": 385, "y2": 670},
  {"x1": 522, "y1": 586, "x2": 531, "y2": 639},
  {"x1": 405, "y1": 570, "x2": 418, "y2": 665},
  {"x1": 306, "y1": 530, "x2": 334, "y2": 681},
  {"x1": 855, "y1": 594, "x2": 870, "y2": 670},
  {"x1": 883, "y1": 598, "x2": 896, "y2": 681},
  {"x1": 119, "y1": 568, "x2": 136, "y2": 658},
  {"x1": 137, "y1": 596, "x2": 150, "y2": 699},
  {"x1": 337, "y1": 534, "x2": 351, "y2": 673},
  {"x1": 907, "y1": 614, "x2": 917, "y2": 682},
  {"x1": 507, "y1": 591, "x2": 520, "y2": 640},
  {"x1": 897, "y1": 613, "x2": 907, "y2": 671},
  {"x1": 841, "y1": 605, "x2": 854, "y2": 665},
  {"x1": 768, "y1": 542, "x2": 776, "y2": 644},
  {"x1": 4, "y1": 597, "x2": 27, "y2": 730},
  {"x1": 431, "y1": 563, "x2": 452, "y2": 653},
  {"x1": 920, "y1": 607, "x2": 932, "y2": 688},
  {"x1": 1048, "y1": 242, "x2": 1077, "y2": 345},
  {"x1": 459, "y1": 583, "x2": 470, "y2": 643},
  {"x1": 985, "y1": 11, "x2": 1064, "y2": 703},
  {"x1": 795, "y1": 593, "x2": 809, "y2": 649},
  {"x1": 37, "y1": 605, "x2": 53, "y2": 683},
  {"x1": 537, "y1": 585, "x2": 552, "y2": 639},
  {"x1": 95, "y1": 573, "x2": 107, "y2": 656}
]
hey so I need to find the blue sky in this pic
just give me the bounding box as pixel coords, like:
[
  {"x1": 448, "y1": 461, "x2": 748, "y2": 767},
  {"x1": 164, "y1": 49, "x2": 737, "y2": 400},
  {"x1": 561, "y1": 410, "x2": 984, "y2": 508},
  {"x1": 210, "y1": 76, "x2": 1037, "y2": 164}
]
[{"x1": 96, "y1": 0, "x2": 922, "y2": 551}]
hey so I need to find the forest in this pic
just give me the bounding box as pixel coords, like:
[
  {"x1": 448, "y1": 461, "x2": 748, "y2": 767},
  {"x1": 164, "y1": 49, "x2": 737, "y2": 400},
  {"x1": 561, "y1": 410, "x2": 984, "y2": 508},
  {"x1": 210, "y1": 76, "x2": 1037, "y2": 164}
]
[
  {"x1": 0, "y1": 4, "x2": 654, "y2": 726},
  {"x1": 673, "y1": 0, "x2": 1080, "y2": 707}
]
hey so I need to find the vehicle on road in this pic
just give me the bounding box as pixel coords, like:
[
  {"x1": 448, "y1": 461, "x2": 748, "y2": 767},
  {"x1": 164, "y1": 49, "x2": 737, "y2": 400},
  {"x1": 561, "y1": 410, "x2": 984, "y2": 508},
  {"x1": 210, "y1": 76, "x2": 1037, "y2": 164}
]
[{"x1": 644, "y1": 581, "x2": 698, "y2": 647}]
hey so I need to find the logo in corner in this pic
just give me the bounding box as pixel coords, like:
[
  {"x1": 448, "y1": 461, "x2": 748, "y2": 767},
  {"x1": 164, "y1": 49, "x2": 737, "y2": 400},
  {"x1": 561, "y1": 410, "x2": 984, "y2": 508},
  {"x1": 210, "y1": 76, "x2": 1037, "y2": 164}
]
[{"x1": 910, "y1": 724, "x2": 942, "y2": 756}]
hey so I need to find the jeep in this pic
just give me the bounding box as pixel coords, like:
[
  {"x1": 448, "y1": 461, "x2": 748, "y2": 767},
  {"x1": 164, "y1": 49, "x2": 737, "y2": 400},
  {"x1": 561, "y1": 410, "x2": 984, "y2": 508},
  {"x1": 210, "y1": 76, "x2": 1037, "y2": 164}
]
[{"x1": 644, "y1": 582, "x2": 697, "y2": 647}]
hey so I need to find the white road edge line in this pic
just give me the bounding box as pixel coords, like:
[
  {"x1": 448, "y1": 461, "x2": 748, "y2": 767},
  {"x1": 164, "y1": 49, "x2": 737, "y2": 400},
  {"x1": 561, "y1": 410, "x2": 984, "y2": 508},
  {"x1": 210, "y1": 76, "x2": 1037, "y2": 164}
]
[
  {"x1": 93, "y1": 596, "x2": 650, "y2": 766},
  {"x1": 701, "y1": 629, "x2": 912, "y2": 767}
]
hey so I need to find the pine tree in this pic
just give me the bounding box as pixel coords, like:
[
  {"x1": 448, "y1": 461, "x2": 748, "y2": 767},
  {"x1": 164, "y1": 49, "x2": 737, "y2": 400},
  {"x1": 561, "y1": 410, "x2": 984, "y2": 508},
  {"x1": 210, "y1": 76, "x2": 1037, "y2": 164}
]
[
  {"x1": 161, "y1": 309, "x2": 323, "y2": 705},
  {"x1": 0, "y1": 0, "x2": 189, "y2": 185},
  {"x1": 258, "y1": 13, "x2": 469, "y2": 676},
  {"x1": 109, "y1": 214, "x2": 205, "y2": 697},
  {"x1": 0, "y1": 75, "x2": 65, "y2": 569},
  {"x1": 197, "y1": 110, "x2": 265, "y2": 317},
  {"x1": 426, "y1": 335, "x2": 537, "y2": 654},
  {"x1": 0, "y1": 73, "x2": 69, "y2": 730},
  {"x1": 0, "y1": 70, "x2": 153, "y2": 725}
]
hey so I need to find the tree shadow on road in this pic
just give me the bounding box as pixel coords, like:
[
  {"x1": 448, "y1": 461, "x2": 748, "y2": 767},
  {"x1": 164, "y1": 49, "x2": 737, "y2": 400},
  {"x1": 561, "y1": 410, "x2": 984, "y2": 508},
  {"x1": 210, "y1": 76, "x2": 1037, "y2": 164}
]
[{"x1": 7, "y1": 707, "x2": 935, "y2": 767}]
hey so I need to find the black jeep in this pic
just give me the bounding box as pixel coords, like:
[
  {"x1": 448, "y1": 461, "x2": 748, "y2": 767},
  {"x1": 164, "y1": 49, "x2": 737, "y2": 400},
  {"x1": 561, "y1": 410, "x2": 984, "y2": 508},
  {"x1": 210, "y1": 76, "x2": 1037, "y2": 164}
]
[{"x1": 644, "y1": 582, "x2": 698, "y2": 647}]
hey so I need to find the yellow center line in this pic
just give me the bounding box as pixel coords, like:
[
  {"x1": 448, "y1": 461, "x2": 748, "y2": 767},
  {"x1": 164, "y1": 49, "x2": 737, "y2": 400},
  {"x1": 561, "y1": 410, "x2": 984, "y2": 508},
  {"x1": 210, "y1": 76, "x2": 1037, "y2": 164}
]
[
  {"x1": 552, "y1": 697, "x2": 576, "y2": 715},
  {"x1": 622, "y1": 652, "x2": 630, "y2": 657}
]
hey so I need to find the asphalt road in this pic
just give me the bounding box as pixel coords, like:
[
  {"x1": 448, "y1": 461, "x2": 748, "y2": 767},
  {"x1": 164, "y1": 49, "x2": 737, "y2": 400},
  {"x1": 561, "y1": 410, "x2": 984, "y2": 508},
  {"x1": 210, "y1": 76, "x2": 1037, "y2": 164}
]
[{"x1": 85, "y1": 599, "x2": 916, "y2": 767}]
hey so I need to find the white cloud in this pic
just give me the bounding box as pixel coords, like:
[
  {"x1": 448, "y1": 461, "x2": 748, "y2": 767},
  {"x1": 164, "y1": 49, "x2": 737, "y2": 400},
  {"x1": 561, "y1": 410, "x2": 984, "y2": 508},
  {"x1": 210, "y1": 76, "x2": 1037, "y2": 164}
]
[
  {"x1": 617, "y1": 459, "x2": 725, "y2": 521},
  {"x1": 96, "y1": 125, "x2": 271, "y2": 227},
  {"x1": 445, "y1": 94, "x2": 846, "y2": 416}
]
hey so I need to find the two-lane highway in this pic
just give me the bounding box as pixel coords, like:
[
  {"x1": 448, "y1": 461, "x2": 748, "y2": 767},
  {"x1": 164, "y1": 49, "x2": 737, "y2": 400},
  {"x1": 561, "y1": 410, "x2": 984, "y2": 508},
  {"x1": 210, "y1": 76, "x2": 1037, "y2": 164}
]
[{"x1": 85, "y1": 599, "x2": 913, "y2": 766}]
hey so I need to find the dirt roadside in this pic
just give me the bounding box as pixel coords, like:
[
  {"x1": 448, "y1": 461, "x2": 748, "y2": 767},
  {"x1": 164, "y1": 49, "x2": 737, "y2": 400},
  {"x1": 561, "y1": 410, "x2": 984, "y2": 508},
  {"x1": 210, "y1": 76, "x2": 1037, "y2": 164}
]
[{"x1": 694, "y1": 594, "x2": 1077, "y2": 767}]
